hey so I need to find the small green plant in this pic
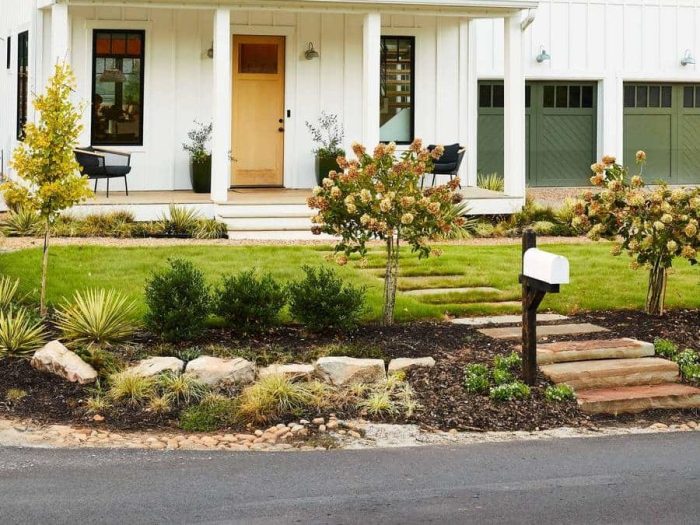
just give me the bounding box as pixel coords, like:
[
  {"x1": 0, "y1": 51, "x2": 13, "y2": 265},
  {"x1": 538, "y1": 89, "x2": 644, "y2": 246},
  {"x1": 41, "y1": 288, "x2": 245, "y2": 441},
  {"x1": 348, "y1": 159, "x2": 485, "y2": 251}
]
[
  {"x1": 85, "y1": 394, "x2": 111, "y2": 414},
  {"x1": 320, "y1": 343, "x2": 386, "y2": 361},
  {"x1": 0, "y1": 208, "x2": 43, "y2": 236},
  {"x1": 681, "y1": 363, "x2": 700, "y2": 382},
  {"x1": 0, "y1": 276, "x2": 21, "y2": 312},
  {"x1": 107, "y1": 372, "x2": 156, "y2": 405},
  {"x1": 147, "y1": 395, "x2": 173, "y2": 414},
  {"x1": 489, "y1": 381, "x2": 531, "y2": 402},
  {"x1": 144, "y1": 258, "x2": 211, "y2": 342},
  {"x1": 287, "y1": 265, "x2": 366, "y2": 332},
  {"x1": 214, "y1": 270, "x2": 287, "y2": 333},
  {"x1": 0, "y1": 307, "x2": 46, "y2": 358},
  {"x1": 179, "y1": 396, "x2": 236, "y2": 432},
  {"x1": 161, "y1": 204, "x2": 201, "y2": 236},
  {"x1": 236, "y1": 375, "x2": 314, "y2": 424},
  {"x1": 675, "y1": 349, "x2": 699, "y2": 368},
  {"x1": 358, "y1": 390, "x2": 396, "y2": 417},
  {"x1": 5, "y1": 388, "x2": 28, "y2": 403},
  {"x1": 491, "y1": 367, "x2": 513, "y2": 385},
  {"x1": 654, "y1": 338, "x2": 678, "y2": 359},
  {"x1": 545, "y1": 384, "x2": 576, "y2": 402},
  {"x1": 476, "y1": 172, "x2": 505, "y2": 192},
  {"x1": 464, "y1": 363, "x2": 490, "y2": 394},
  {"x1": 493, "y1": 352, "x2": 522, "y2": 372},
  {"x1": 157, "y1": 372, "x2": 208, "y2": 405},
  {"x1": 56, "y1": 288, "x2": 138, "y2": 347},
  {"x1": 175, "y1": 347, "x2": 203, "y2": 363},
  {"x1": 193, "y1": 218, "x2": 227, "y2": 239}
]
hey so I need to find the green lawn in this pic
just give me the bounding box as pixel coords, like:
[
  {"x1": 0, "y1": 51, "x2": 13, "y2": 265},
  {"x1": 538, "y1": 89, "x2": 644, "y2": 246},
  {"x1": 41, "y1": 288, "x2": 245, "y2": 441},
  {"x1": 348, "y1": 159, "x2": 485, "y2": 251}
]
[{"x1": 1, "y1": 242, "x2": 698, "y2": 322}]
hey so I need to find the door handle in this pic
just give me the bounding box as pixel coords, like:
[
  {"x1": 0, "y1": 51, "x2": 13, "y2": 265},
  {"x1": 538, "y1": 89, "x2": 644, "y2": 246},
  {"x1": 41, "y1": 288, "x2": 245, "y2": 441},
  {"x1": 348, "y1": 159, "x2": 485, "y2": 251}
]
[
  {"x1": 278, "y1": 118, "x2": 284, "y2": 123},
  {"x1": 278, "y1": 127, "x2": 285, "y2": 132}
]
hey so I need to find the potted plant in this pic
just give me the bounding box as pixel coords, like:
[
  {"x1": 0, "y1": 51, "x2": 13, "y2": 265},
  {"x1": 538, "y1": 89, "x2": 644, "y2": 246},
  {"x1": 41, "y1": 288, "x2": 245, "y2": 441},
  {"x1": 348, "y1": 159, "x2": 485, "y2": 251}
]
[
  {"x1": 182, "y1": 121, "x2": 212, "y2": 193},
  {"x1": 305, "y1": 112, "x2": 345, "y2": 185}
]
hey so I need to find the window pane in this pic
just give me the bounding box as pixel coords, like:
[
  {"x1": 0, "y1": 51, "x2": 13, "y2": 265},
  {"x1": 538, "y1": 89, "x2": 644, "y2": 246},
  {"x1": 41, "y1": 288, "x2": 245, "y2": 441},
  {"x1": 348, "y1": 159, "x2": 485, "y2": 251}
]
[
  {"x1": 636, "y1": 86, "x2": 648, "y2": 107},
  {"x1": 569, "y1": 85, "x2": 581, "y2": 108},
  {"x1": 695, "y1": 86, "x2": 700, "y2": 108},
  {"x1": 525, "y1": 85, "x2": 531, "y2": 108},
  {"x1": 649, "y1": 86, "x2": 660, "y2": 107},
  {"x1": 555, "y1": 86, "x2": 568, "y2": 107},
  {"x1": 683, "y1": 86, "x2": 694, "y2": 108},
  {"x1": 16, "y1": 31, "x2": 28, "y2": 140},
  {"x1": 624, "y1": 85, "x2": 635, "y2": 107},
  {"x1": 543, "y1": 85, "x2": 555, "y2": 107},
  {"x1": 582, "y1": 85, "x2": 593, "y2": 108},
  {"x1": 239, "y1": 44, "x2": 278, "y2": 74},
  {"x1": 492, "y1": 85, "x2": 504, "y2": 108},
  {"x1": 380, "y1": 36, "x2": 414, "y2": 143},
  {"x1": 479, "y1": 84, "x2": 491, "y2": 108},
  {"x1": 661, "y1": 86, "x2": 672, "y2": 107},
  {"x1": 92, "y1": 30, "x2": 144, "y2": 146}
]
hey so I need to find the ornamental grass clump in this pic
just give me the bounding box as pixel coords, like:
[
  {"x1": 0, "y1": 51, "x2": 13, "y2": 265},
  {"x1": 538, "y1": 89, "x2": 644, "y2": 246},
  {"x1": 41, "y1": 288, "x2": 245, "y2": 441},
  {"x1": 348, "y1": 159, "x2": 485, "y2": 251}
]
[
  {"x1": 157, "y1": 372, "x2": 208, "y2": 405},
  {"x1": 107, "y1": 371, "x2": 156, "y2": 405},
  {"x1": 0, "y1": 307, "x2": 46, "y2": 358},
  {"x1": 571, "y1": 152, "x2": 700, "y2": 315},
  {"x1": 307, "y1": 139, "x2": 468, "y2": 325},
  {"x1": 56, "y1": 289, "x2": 138, "y2": 347},
  {"x1": 0, "y1": 276, "x2": 21, "y2": 312},
  {"x1": 236, "y1": 374, "x2": 314, "y2": 425}
]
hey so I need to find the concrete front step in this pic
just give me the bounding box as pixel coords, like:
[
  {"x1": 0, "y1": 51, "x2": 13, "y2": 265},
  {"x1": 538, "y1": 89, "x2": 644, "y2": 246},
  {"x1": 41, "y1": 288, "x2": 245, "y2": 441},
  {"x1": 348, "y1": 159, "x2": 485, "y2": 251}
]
[
  {"x1": 536, "y1": 338, "x2": 655, "y2": 365},
  {"x1": 226, "y1": 230, "x2": 337, "y2": 241},
  {"x1": 576, "y1": 383, "x2": 700, "y2": 415},
  {"x1": 540, "y1": 357, "x2": 679, "y2": 390},
  {"x1": 478, "y1": 323, "x2": 608, "y2": 340}
]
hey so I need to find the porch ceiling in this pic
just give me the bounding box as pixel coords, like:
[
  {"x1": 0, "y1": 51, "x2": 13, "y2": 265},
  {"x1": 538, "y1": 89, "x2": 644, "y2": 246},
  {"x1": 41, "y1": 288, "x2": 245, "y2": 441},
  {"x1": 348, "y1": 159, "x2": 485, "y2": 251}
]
[{"x1": 63, "y1": 0, "x2": 538, "y2": 17}]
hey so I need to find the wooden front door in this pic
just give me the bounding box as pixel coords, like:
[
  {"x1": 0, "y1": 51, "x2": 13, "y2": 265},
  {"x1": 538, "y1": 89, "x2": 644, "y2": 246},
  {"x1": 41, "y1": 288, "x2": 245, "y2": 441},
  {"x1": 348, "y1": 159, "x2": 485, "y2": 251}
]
[{"x1": 231, "y1": 35, "x2": 285, "y2": 187}]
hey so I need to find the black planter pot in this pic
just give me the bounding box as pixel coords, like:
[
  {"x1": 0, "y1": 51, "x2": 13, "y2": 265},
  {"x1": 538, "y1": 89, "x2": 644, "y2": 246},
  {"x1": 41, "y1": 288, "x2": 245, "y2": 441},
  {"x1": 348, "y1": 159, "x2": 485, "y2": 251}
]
[
  {"x1": 190, "y1": 155, "x2": 212, "y2": 193},
  {"x1": 315, "y1": 153, "x2": 342, "y2": 186}
]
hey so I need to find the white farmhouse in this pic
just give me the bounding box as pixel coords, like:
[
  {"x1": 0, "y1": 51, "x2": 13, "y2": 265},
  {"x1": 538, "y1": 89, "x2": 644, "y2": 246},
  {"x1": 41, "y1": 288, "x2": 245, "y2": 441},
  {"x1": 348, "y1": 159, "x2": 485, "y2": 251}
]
[{"x1": 1, "y1": 1, "x2": 699, "y2": 235}]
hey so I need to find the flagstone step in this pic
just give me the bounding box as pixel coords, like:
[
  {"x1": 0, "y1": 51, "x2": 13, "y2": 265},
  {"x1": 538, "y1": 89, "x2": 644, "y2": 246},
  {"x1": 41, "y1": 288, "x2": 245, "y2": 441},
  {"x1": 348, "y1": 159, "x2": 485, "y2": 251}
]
[
  {"x1": 452, "y1": 313, "x2": 568, "y2": 326},
  {"x1": 540, "y1": 357, "x2": 679, "y2": 390},
  {"x1": 478, "y1": 323, "x2": 608, "y2": 340},
  {"x1": 403, "y1": 286, "x2": 501, "y2": 296},
  {"x1": 576, "y1": 383, "x2": 700, "y2": 415},
  {"x1": 536, "y1": 338, "x2": 655, "y2": 365}
]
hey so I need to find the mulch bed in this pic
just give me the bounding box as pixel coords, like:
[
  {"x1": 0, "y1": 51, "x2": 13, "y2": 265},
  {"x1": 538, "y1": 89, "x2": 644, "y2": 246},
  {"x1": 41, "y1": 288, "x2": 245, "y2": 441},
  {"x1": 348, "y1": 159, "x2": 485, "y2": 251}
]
[{"x1": 0, "y1": 309, "x2": 698, "y2": 432}]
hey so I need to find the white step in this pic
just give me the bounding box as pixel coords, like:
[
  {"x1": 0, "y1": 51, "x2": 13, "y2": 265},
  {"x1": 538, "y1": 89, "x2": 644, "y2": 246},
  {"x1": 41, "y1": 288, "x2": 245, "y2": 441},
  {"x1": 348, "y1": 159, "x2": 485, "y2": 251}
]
[
  {"x1": 220, "y1": 216, "x2": 313, "y2": 231},
  {"x1": 226, "y1": 230, "x2": 337, "y2": 241},
  {"x1": 217, "y1": 204, "x2": 313, "y2": 219}
]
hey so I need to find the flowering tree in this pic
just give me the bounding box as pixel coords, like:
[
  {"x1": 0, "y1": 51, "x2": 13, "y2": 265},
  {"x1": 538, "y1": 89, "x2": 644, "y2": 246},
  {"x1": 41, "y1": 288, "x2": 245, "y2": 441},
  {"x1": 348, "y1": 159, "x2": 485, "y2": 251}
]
[
  {"x1": 571, "y1": 152, "x2": 699, "y2": 315},
  {"x1": 1, "y1": 63, "x2": 92, "y2": 315},
  {"x1": 307, "y1": 140, "x2": 467, "y2": 325}
]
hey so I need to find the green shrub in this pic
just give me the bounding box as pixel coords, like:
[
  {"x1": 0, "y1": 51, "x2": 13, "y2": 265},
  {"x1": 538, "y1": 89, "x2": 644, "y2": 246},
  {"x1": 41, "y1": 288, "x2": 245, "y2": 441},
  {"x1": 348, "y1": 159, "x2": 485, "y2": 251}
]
[
  {"x1": 464, "y1": 363, "x2": 490, "y2": 394},
  {"x1": 287, "y1": 265, "x2": 366, "y2": 332},
  {"x1": 144, "y1": 258, "x2": 211, "y2": 342},
  {"x1": 545, "y1": 384, "x2": 576, "y2": 402},
  {"x1": 491, "y1": 367, "x2": 513, "y2": 385},
  {"x1": 214, "y1": 270, "x2": 286, "y2": 332},
  {"x1": 180, "y1": 395, "x2": 236, "y2": 431},
  {"x1": 56, "y1": 288, "x2": 138, "y2": 347},
  {"x1": 0, "y1": 307, "x2": 46, "y2": 358},
  {"x1": 493, "y1": 352, "x2": 522, "y2": 372},
  {"x1": 654, "y1": 338, "x2": 678, "y2": 359},
  {"x1": 489, "y1": 381, "x2": 531, "y2": 402}
]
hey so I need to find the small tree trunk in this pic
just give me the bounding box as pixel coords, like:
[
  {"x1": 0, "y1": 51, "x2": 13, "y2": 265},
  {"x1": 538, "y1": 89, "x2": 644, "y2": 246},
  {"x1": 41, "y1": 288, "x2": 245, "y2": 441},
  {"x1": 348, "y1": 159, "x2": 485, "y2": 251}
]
[
  {"x1": 40, "y1": 218, "x2": 50, "y2": 317},
  {"x1": 382, "y1": 234, "x2": 400, "y2": 326},
  {"x1": 645, "y1": 257, "x2": 667, "y2": 316}
]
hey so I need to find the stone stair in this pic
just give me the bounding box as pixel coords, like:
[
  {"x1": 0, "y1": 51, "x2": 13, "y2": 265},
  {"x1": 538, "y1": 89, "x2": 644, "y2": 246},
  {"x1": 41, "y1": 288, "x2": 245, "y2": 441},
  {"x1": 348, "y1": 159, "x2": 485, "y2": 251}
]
[{"x1": 537, "y1": 338, "x2": 700, "y2": 415}]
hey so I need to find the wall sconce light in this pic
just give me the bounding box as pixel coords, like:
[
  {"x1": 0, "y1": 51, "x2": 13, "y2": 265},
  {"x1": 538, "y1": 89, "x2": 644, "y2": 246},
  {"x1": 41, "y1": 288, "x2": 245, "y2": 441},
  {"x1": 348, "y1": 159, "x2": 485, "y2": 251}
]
[
  {"x1": 536, "y1": 45, "x2": 551, "y2": 63},
  {"x1": 681, "y1": 49, "x2": 695, "y2": 66},
  {"x1": 206, "y1": 42, "x2": 214, "y2": 59},
  {"x1": 304, "y1": 42, "x2": 320, "y2": 60}
]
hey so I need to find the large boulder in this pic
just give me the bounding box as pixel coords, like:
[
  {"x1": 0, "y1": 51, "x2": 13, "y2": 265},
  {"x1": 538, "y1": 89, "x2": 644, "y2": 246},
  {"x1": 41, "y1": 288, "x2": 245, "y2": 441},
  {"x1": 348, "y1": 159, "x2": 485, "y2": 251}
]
[
  {"x1": 184, "y1": 356, "x2": 255, "y2": 387},
  {"x1": 127, "y1": 356, "x2": 184, "y2": 378},
  {"x1": 388, "y1": 357, "x2": 435, "y2": 374},
  {"x1": 258, "y1": 363, "x2": 315, "y2": 381},
  {"x1": 314, "y1": 357, "x2": 386, "y2": 386},
  {"x1": 31, "y1": 340, "x2": 98, "y2": 384}
]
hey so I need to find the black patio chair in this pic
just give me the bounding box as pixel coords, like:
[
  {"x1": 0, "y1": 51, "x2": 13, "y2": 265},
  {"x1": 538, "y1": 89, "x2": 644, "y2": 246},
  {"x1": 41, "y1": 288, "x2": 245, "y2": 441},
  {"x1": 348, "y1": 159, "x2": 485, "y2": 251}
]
[
  {"x1": 422, "y1": 143, "x2": 465, "y2": 189},
  {"x1": 74, "y1": 147, "x2": 131, "y2": 198}
]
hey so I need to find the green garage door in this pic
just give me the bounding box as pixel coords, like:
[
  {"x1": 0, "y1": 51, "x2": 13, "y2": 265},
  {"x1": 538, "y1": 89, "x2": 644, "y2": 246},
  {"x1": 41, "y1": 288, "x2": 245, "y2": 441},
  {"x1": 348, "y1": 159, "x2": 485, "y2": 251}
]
[
  {"x1": 624, "y1": 84, "x2": 700, "y2": 184},
  {"x1": 477, "y1": 81, "x2": 597, "y2": 187}
]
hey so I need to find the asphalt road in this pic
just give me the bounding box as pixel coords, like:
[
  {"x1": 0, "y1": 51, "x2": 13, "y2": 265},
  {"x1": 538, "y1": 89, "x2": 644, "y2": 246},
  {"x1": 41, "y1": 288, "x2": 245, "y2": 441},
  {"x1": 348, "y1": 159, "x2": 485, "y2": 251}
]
[{"x1": 0, "y1": 432, "x2": 698, "y2": 524}]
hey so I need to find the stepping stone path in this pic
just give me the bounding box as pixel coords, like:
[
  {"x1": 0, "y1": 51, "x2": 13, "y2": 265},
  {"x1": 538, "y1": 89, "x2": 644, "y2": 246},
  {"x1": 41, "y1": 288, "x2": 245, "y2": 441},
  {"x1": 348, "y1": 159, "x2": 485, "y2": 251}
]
[
  {"x1": 478, "y1": 323, "x2": 608, "y2": 340},
  {"x1": 403, "y1": 286, "x2": 501, "y2": 296},
  {"x1": 475, "y1": 322, "x2": 700, "y2": 415},
  {"x1": 452, "y1": 313, "x2": 568, "y2": 326}
]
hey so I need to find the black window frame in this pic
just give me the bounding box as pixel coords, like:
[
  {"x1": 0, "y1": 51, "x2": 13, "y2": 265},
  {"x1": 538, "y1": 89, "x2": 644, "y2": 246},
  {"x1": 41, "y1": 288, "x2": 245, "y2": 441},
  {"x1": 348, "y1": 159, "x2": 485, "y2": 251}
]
[
  {"x1": 6, "y1": 36, "x2": 10, "y2": 69},
  {"x1": 380, "y1": 35, "x2": 415, "y2": 145},
  {"x1": 16, "y1": 31, "x2": 28, "y2": 140},
  {"x1": 90, "y1": 29, "x2": 146, "y2": 146}
]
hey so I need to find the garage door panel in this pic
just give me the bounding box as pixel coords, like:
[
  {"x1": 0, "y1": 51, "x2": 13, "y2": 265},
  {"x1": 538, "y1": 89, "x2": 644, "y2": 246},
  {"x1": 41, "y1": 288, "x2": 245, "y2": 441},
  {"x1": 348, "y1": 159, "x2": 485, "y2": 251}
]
[
  {"x1": 538, "y1": 114, "x2": 596, "y2": 186},
  {"x1": 624, "y1": 113, "x2": 672, "y2": 182},
  {"x1": 477, "y1": 114, "x2": 504, "y2": 177},
  {"x1": 678, "y1": 114, "x2": 700, "y2": 183}
]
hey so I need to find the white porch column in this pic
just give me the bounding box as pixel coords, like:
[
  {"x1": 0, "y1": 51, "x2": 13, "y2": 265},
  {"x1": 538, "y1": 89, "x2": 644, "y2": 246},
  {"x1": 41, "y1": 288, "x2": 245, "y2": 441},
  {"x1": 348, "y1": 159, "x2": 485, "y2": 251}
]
[
  {"x1": 50, "y1": 2, "x2": 70, "y2": 65},
  {"x1": 459, "y1": 18, "x2": 478, "y2": 188},
  {"x1": 362, "y1": 12, "x2": 381, "y2": 147},
  {"x1": 600, "y1": 75, "x2": 623, "y2": 163},
  {"x1": 211, "y1": 8, "x2": 232, "y2": 203},
  {"x1": 503, "y1": 13, "x2": 526, "y2": 198}
]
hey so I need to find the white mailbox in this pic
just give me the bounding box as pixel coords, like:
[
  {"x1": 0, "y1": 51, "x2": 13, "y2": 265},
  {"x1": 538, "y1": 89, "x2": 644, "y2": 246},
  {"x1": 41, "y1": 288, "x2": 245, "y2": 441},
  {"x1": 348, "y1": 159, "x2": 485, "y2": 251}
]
[{"x1": 523, "y1": 248, "x2": 569, "y2": 285}]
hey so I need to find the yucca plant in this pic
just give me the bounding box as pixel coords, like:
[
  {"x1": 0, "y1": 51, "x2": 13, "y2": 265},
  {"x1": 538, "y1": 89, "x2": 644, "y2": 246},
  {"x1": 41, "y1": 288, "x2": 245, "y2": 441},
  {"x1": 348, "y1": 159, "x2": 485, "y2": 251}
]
[
  {"x1": 0, "y1": 275, "x2": 21, "y2": 312},
  {"x1": 56, "y1": 289, "x2": 138, "y2": 347},
  {"x1": 1, "y1": 208, "x2": 43, "y2": 236},
  {"x1": 193, "y1": 218, "x2": 227, "y2": 239},
  {"x1": 162, "y1": 204, "x2": 201, "y2": 236},
  {"x1": 0, "y1": 307, "x2": 47, "y2": 358},
  {"x1": 476, "y1": 172, "x2": 505, "y2": 192}
]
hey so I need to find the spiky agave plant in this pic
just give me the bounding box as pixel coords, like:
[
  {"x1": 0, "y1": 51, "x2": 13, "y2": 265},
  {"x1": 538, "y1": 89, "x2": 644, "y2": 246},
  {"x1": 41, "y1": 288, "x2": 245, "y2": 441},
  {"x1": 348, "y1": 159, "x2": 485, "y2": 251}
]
[
  {"x1": 56, "y1": 288, "x2": 138, "y2": 347},
  {"x1": 0, "y1": 307, "x2": 46, "y2": 358},
  {"x1": 162, "y1": 204, "x2": 201, "y2": 236},
  {"x1": 0, "y1": 275, "x2": 21, "y2": 312},
  {"x1": 476, "y1": 172, "x2": 505, "y2": 192},
  {"x1": 0, "y1": 207, "x2": 43, "y2": 236}
]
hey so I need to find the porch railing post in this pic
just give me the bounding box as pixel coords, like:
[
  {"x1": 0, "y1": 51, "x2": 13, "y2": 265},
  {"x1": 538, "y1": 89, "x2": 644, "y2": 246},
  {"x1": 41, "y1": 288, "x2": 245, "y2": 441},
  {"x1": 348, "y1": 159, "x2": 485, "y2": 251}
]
[
  {"x1": 362, "y1": 12, "x2": 381, "y2": 148},
  {"x1": 503, "y1": 11, "x2": 526, "y2": 198},
  {"x1": 211, "y1": 8, "x2": 232, "y2": 203}
]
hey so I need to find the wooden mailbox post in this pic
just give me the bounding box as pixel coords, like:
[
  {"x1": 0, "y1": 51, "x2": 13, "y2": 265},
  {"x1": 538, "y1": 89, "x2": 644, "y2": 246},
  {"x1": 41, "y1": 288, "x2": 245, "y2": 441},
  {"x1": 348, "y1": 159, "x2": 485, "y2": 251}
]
[{"x1": 519, "y1": 229, "x2": 570, "y2": 385}]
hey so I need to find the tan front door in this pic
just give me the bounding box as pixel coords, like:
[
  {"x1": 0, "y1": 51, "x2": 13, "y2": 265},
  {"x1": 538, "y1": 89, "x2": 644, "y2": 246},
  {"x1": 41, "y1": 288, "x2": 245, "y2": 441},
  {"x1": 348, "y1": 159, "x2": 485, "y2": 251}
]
[{"x1": 231, "y1": 35, "x2": 285, "y2": 187}]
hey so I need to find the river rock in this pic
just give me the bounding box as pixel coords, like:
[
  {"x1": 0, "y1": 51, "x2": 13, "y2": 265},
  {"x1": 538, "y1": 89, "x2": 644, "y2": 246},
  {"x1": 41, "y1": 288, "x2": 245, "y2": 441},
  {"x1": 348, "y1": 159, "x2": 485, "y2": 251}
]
[
  {"x1": 128, "y1": 356, "x2": 184, "y2": 377},
  {"x1": 388, "y1": 357, "x2": 436, "y2": 373},
  {"x1": 30, "y1": 340, "x2": 98, "y2": 384},
  {"x1": 314, "y1": 357, "x2": 385, "y2": 386},
  {"x1": 184, "y1": 356, "x2": 255, "y2": 387}
]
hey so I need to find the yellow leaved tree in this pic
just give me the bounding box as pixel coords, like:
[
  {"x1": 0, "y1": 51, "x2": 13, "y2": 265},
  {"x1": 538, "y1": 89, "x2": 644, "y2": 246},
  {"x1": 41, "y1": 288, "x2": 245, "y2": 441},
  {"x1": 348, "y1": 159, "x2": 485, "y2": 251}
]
[{"x1": 1, "y1": 63, "x2": 93, "y2": 315}]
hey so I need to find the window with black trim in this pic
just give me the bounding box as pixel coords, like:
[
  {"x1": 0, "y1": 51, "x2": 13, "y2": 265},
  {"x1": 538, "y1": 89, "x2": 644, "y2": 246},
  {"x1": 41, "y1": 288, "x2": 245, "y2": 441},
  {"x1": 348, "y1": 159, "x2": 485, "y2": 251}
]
[
  {"x1": 478, "y1": 83, "x2": 531, "y2": 108},
  {"x1": 380, "y1": 36, "x2": 414, "y2": 144},
  {"x1": 16, "y1": 31, "x2": 28, "y2": 140},
  {"x1": 6, "y1": 36, "x2": 11, "y2": 69},
  {"x1": 624, "y1": 84, "x2": 672, "y2": 108},
  {"x1": 91, "y1": 30, "x2": 144, "y2": 146}
]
